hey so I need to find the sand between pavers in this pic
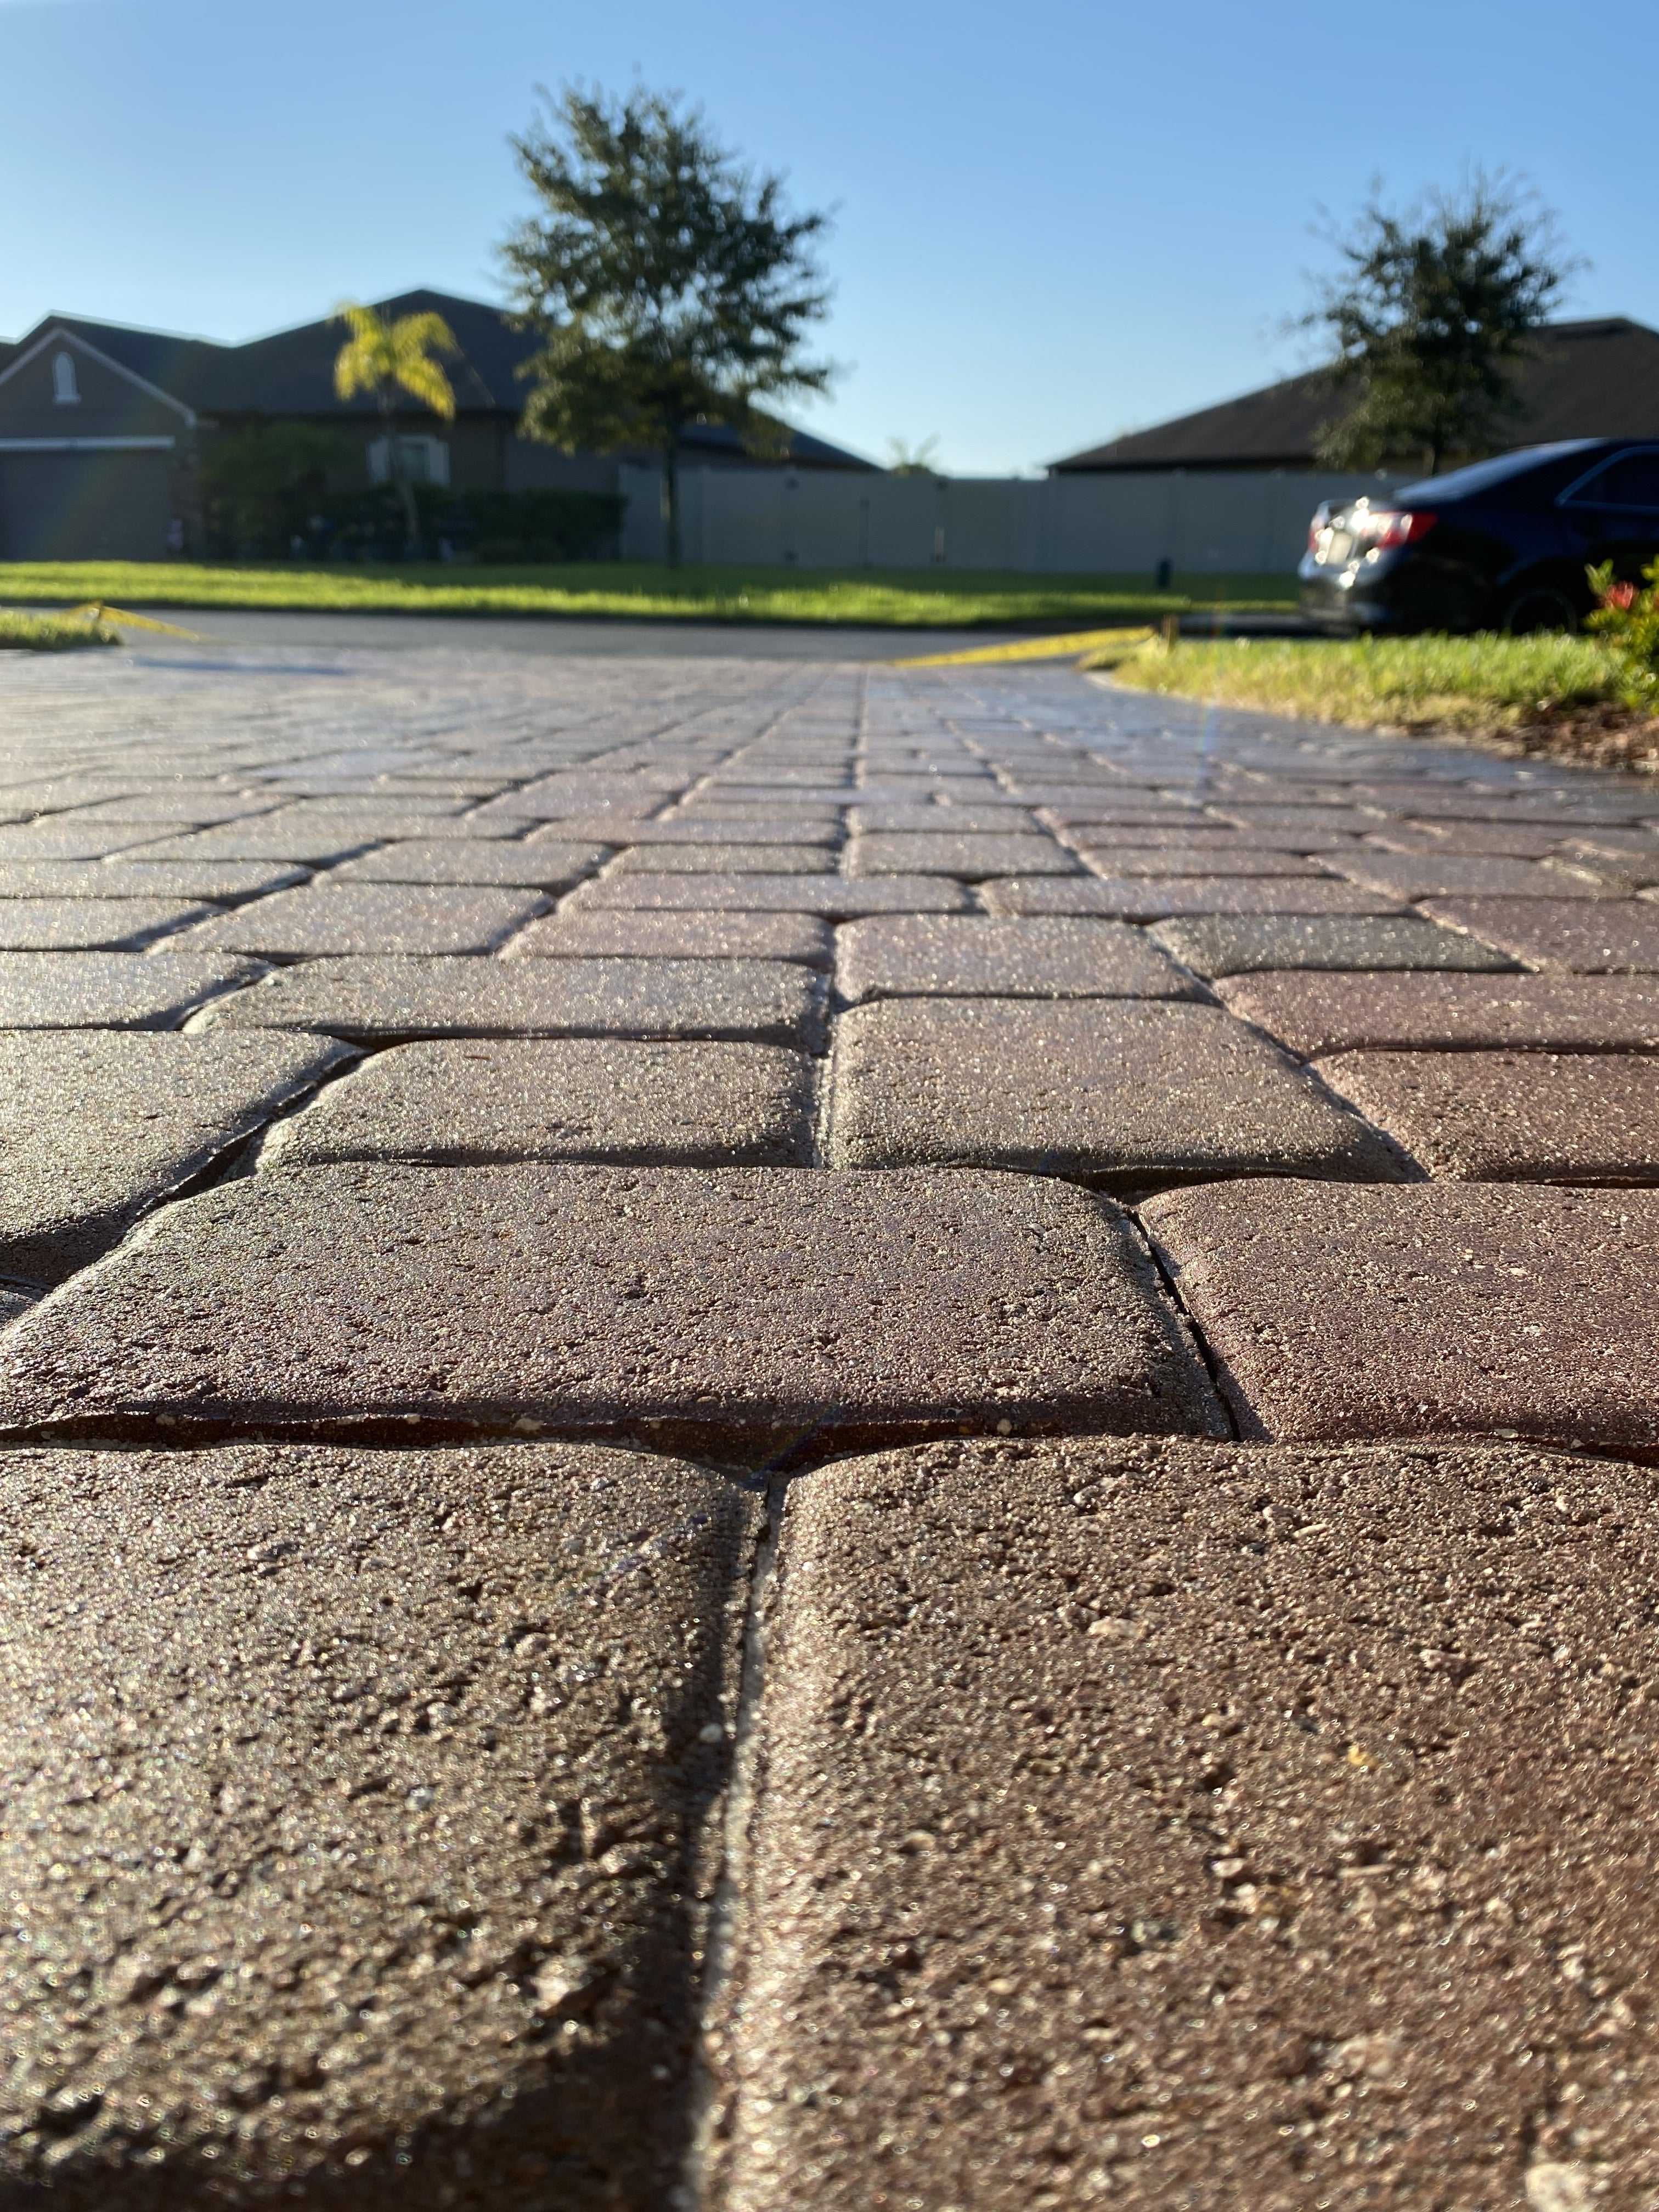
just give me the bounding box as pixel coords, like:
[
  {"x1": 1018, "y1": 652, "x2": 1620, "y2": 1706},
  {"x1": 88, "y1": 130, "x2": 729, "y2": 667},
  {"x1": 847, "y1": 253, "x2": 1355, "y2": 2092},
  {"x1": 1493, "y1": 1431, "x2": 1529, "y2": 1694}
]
[
  {"x1": 0, "y1": 1030, "x2": 353, "y2": 1282},
  {"x1": 826, "y1": 999, "x2": 1403, "y2": 1188},
  {"x1": 262, "y1": 1039, "x2": 816, "y2": 1169},
  {"x1": 1216, "y1": 970, "x2": 1659, "y2": 1057},
  {"x1": 0, "y1": 1441, "x2": 757, "y2": 2210},
  {"x1": 192, "y1": 955, "x2": 825, "y2": 1048},
  {"x1": 0, "y1": 1165, "x2": 1225, "y2": 1455},
  {"x1": 1142, "y1": 1178, "x2": 1659, "y2": 1453},
  {"x1": 1316, "y1": 1048, "x2": 1659, "y2": 1182},
  {"x1": 715, "y1": 1436, "x2": 1659, "y2": 2211}
]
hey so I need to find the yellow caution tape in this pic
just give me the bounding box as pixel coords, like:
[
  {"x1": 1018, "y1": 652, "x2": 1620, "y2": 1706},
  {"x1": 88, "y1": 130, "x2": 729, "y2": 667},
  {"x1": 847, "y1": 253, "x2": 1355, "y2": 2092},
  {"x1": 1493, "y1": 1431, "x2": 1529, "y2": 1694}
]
[
  {"x1": 63, "y1": 602, "x2": 202, "y2": 639},
  {"x1": 890, "y1": 625, "x2": 1154, "y2": 669}
]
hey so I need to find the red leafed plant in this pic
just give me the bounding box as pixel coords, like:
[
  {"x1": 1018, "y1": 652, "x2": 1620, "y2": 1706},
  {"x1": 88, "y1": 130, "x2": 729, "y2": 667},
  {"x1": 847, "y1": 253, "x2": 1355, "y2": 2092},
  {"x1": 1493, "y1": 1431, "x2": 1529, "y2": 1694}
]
[{"x1": 1586, "y1": 559, "x2": 1659, "y2": 699}]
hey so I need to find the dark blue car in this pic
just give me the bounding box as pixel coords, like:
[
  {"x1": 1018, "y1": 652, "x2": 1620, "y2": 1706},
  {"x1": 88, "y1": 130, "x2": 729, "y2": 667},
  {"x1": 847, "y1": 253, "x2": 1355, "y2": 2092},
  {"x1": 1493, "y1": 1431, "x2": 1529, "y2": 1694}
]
[{"x1": 1298, "y1": 439, "x2": 1659, "y2": 634}]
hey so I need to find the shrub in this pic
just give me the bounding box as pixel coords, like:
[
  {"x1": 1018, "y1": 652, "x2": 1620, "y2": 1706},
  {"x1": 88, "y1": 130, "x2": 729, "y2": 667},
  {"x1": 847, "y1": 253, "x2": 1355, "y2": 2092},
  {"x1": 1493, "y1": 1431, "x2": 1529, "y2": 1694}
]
[
  {"x1": 291, "y1": 486, "x2": 627, "y2": 564},
  {"x1": 201, "y1": 425, "x2": 355, "y2": 557},
  {"x1": 1586, "y1": 558, "x2": 1659, "y2": 704},
  {"x1": 416, "y1": 487, "x2": 625, "y2": 563}
]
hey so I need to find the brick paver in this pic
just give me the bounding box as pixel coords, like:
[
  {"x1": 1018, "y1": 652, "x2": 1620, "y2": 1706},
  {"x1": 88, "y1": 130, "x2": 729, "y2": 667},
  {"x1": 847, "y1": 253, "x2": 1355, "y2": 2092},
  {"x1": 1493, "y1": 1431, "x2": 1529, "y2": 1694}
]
[
  {"x1": 4, "y1": 644, "x2": 1658, "y2": 2205},
  {"x1": 568, "y1": 870, "x2": 973, "y2": 916},
  {"x1": 828, "y1": 998, "x2": 1401, "y2": 1186},
  {"x1": 0, "y1": 1029, "x2": 350, "y2": 1281},
  {"x1": 981, "y1": 874, "x2": 1403, "y2": 918},
  {"x1": 509, "y1": 908, "x2": 833, "y2": 964},
  {"x1": 0, "y1": 1163, "x2": 1224, "y2": 1453},
  {"x1": 1215, "y1": 968, "x2": 1659, "y2": 1055},
  {"x1": 188, "y1": 881, "x2": 549, "y2": 955},
  {"x1": 0, "y1": 894, "x2": 213, "y2": 948},
  {"x1": 1149, "y1": 911, "x2": 1514, "y2": 977},
  {"x1": 836, "y1": 914, "x2": 1197, "y2": 1000},
  {"x1": 718, "y1": 1437, "x2": 1659, "y2": 2210},
  {"x1": 1325, "y1": 850, "x2": 1613, "y2": 898},
  {"x1": 1418, "y1": 895, "x2": 1659, "y2": 969},
  {"x1": 1143, "y1": 1178, "x2": 1659, "y2": 1452},
  {"x1": 0, "y1": 949, "x2": 262, "y2": 1027},
  {"x1": 845, "y1": 830, "x2": 1080, "y2": 877},
  {"x1": 1317, "y1": 1048, "x2": 1659, "y2": 1182},
  {"x1": 264, "y1": 1039, "x2": 817, "y2": 1167},
  {"x1": 195, "y1": 952, "x2": 825, "y2": 1046},
  {"x1": 0, "y1": 1440, "x2": 757, "y2": 2207},
  {"x1": 0, "y1": 858, "x2": 306, "y2": 900},
  {"x1": 329, "y1": 837, "x2": 609, "y2": 887}
]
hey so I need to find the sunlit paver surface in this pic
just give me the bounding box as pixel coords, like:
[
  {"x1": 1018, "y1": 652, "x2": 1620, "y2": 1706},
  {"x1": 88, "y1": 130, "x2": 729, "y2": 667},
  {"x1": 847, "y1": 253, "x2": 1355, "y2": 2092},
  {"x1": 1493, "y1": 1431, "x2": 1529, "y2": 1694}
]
[{"x1": 2, "y1": 641, "x2": 1657, "y2": 2208}]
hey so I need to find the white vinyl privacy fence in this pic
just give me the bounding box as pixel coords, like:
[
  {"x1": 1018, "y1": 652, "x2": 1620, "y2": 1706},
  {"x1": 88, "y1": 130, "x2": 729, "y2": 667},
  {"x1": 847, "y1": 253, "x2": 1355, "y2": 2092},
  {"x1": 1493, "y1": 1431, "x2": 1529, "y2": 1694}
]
[{"x1": 617, "y1": 464, "x2": 1418, "y2": 575}]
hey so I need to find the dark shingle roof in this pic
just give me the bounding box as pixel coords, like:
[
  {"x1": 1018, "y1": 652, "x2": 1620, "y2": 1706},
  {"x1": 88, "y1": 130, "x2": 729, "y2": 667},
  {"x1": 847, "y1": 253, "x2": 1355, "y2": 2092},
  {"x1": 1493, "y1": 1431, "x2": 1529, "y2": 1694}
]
[
  {"x1": 8, "y1": 291, "x2": 876, "y2": 466},
  {"x1": 1051, "y1": 319, "x2": 1659, "y2": 472}
]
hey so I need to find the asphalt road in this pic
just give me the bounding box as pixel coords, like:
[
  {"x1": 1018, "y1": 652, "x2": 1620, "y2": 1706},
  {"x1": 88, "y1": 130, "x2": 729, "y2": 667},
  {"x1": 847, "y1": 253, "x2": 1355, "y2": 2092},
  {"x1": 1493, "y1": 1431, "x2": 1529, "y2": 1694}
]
[{"x1": 103, "y1": 606, "x2": 1026, "y2": 661}]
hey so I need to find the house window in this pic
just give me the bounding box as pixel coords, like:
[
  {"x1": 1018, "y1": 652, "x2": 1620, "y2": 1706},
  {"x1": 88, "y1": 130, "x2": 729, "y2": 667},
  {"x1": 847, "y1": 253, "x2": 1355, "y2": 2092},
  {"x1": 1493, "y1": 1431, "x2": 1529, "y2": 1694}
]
[
  {"x1": 366, "y1": 435, "x2": 450, "y2": 486},
  {"x1": 52, "y1": 351, "x2": 80, "y2": 405}
]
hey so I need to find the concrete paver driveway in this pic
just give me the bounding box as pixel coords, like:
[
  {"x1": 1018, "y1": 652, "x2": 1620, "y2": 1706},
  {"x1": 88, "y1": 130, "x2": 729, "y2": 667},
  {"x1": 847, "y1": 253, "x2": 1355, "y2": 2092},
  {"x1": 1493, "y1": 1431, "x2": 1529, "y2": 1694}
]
[{"x1": 2, "y1": 636, "x2": 1657, "y2": 2209}]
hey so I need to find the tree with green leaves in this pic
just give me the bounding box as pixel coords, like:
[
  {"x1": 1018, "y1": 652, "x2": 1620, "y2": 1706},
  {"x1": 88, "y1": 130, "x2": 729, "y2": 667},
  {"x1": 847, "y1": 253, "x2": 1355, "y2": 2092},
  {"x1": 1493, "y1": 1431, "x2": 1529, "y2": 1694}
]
[
  {"x1": 332, "y1": 302, "x2": 458, "y2": 548},
  {"x1": 1307, "y1": 176, "x2": 1574, "y2": 475},
  {"x1": 500, "y1": 85, "x2": 833, "y2": 563}
]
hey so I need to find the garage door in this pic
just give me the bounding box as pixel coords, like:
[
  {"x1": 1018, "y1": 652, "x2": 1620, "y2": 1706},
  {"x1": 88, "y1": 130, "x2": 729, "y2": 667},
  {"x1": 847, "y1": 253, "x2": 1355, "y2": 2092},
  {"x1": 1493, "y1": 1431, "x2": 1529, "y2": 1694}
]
[{"x1": 0, "y1": 450, "x2": 174, "y2": 560}]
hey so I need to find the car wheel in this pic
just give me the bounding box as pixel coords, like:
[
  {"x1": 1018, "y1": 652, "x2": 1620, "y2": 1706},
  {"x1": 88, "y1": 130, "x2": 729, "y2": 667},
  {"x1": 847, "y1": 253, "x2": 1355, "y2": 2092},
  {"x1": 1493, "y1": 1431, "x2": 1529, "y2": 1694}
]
[{"x1": 1500, "y1": 582, "x2": 1581, "y2": 635}]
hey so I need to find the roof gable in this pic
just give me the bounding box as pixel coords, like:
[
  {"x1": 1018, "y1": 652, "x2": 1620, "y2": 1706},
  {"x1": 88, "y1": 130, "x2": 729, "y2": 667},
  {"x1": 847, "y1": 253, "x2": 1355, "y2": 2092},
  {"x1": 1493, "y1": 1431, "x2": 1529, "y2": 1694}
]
[{"x1": 0, "y1": 324, "x2": 199, "y2": 423}]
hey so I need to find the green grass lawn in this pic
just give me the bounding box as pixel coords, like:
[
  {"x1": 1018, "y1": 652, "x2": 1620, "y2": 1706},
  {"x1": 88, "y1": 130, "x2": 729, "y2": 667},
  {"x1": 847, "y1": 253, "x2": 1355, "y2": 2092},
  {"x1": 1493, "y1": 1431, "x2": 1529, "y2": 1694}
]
[
  {"x1": 1098, "y1": 631, "x2": 1627, "y2": 736},
  {"x1": 0, "y1": 609, "x2": 119, "y2": 651},
  {"x1": 0, "y1": 560, "x2": 1297, "y2": 630}
]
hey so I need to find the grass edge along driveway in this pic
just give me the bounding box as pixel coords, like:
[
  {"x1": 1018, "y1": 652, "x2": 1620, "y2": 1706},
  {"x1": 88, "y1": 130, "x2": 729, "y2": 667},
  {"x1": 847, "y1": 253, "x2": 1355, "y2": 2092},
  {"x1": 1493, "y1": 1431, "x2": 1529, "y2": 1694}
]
[
  {"x1": 1091, "y1": 631, "x2": 1658, "y2": 772},
  {"x1": 0, "y1": 560, "x2": 1294, "y2": 632}
]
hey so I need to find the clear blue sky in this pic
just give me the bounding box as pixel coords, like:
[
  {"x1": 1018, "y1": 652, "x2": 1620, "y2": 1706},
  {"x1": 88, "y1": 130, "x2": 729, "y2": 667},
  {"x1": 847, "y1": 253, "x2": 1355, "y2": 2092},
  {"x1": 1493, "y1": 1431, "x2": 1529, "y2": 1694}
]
[{"x1": 2, "y1": 0, "x2": 1651, "y2": 473}]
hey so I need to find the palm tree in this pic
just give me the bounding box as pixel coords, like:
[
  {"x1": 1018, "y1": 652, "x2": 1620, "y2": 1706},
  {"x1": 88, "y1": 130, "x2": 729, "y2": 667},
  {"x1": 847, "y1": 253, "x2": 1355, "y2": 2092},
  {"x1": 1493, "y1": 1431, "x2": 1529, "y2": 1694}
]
[{"x1": 332, "y1": 303, "x2": 459, "y2": 551}]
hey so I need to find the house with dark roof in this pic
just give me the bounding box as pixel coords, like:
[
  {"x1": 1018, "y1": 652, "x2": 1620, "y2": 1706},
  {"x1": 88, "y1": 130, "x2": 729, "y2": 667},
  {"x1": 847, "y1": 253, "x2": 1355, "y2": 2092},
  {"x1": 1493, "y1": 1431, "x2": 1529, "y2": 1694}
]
[
  {"x1": 1050, "y1": 318, "x2": 1659, "y2": 474},
  {"x1": 0, "y1": 289, "x2": 876, "y2": 560}
]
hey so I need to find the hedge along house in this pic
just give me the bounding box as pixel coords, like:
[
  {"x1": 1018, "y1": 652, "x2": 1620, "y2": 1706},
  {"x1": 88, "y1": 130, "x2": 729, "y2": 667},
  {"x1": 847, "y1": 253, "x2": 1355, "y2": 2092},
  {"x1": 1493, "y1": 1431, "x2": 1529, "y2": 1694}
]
[{"x1": 0, "y1": 288, "x2": 875, "y2": 562}]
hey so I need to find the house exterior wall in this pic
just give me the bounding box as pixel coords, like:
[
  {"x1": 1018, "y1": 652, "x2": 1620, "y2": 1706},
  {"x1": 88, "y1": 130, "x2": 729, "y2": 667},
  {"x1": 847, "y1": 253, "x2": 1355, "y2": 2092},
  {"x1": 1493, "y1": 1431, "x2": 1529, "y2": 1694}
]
[{"x1": 0, "y1": 337, "x2": 195, "y2": 560}]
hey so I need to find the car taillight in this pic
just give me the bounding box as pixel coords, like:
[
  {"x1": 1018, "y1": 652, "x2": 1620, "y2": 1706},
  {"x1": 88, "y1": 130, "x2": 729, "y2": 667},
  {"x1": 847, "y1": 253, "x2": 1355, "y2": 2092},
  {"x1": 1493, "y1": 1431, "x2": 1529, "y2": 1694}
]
[
  {"x1": 1307, "y1": 502, "x2": 1334, "y2": 552},
  {"x1": 1362, "y1": 509, "x2": 1438, "y2": 548}
]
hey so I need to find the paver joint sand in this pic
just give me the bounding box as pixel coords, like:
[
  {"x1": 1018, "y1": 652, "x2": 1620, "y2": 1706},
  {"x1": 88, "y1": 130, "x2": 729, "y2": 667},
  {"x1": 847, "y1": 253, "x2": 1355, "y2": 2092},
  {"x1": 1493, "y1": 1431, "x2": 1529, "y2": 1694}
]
[{"x1": 1, "y1": 642, "x2": 1656, "y2": 2207}]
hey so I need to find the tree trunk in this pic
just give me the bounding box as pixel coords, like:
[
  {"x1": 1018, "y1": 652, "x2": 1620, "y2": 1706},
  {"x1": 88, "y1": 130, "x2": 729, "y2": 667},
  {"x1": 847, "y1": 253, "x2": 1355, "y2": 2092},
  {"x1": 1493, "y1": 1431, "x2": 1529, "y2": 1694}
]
[
  {"x1": 663, "y1": 436, "x2": 681, "y2": 568},
  {"x1": 380, "y1": 387, "x2": 420, "y2": 554}
]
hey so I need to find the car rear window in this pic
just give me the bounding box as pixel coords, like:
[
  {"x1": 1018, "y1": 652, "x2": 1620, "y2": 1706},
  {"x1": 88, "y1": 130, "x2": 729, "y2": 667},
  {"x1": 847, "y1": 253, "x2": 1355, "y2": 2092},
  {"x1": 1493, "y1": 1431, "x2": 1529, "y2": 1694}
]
[
  {"x1": 1393, "y1": 442, "x2": 1602, "y2": 504},
  {"x1": 1565, "y1": 449, "x2": 1659, "y2": 510}
]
